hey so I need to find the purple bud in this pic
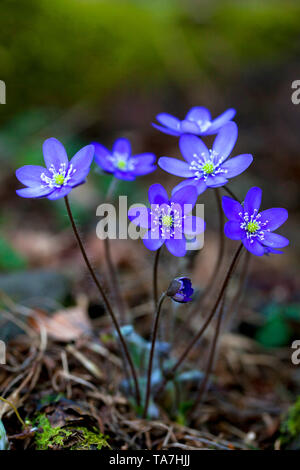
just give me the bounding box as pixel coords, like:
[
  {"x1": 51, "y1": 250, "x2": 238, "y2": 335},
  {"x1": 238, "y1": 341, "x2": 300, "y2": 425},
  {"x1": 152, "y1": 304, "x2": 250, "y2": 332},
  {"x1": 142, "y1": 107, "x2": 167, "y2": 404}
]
[{"x1": 167, "y1": 277, "x2": 193, "y2": 303}]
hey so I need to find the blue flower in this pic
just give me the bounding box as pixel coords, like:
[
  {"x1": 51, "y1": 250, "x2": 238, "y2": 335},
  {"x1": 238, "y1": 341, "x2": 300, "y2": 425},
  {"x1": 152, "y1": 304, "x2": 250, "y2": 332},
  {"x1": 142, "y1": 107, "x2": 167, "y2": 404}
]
[
  {"x1": 153, "y1": 106, "x2": 236, "y2": 137},
  {"x1": 222, "y1": 187, "x2": 289, "y2": 256},
  {"x1": 16, "y1": 138, "x2": 94, "y2": 200},
  {"x1": 167, "y1": 277, "x2": 194, "y2": 303},
  {"x1": 93, "y1": 137, "x2": 156, "y2": 181},
  {"x1": 158, "y1": 122, "x2": 253, "y2": 195},
  {"x1": 128, "y1": 183, "x2": 205, "y2": 257}
]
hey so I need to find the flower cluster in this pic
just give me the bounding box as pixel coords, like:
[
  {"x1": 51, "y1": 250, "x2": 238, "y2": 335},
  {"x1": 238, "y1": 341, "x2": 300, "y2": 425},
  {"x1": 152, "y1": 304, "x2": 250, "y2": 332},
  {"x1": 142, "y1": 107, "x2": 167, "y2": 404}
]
[
  {"x1": 15, "y1": 105, "x2": 289, "y2": 257},
  {"x1": 14, "y1": 104, "x2": 290, "y2": 417}
]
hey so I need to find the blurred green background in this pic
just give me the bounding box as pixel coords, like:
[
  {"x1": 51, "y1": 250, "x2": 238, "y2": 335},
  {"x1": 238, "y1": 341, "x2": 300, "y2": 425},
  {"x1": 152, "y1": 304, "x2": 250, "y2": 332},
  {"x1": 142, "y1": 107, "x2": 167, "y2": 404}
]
[{"x1": 0, "y1": 0, "x2": 299, "y2": 290}]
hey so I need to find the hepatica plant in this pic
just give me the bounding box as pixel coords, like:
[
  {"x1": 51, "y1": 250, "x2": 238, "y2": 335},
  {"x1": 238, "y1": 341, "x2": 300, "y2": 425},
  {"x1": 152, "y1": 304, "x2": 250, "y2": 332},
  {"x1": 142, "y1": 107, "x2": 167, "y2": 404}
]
[
  {"x1": 93, "y1": 137, "x2": 156, "y2": 180},
  {"x1": 166, "y1": 277, "x2": 194, "y2": 303},
  {"x1": 153, "y1": 106, "x2": 236, "y2": 136},
  {"x1": 223, "y1": 187, "x2": 289, "y2": 256},
  {"x1": 158, "y1": 122, "x2": 253, "y2": 195},
  {"x1": 16, "y1": 138, "x2": 94, "y2": 200},
  {"x1": 15, "y1": 104, "x2": 289, "y2": 420},
  {"x1": 128, "y1": 183, "x2": 205, "y2": 257}
]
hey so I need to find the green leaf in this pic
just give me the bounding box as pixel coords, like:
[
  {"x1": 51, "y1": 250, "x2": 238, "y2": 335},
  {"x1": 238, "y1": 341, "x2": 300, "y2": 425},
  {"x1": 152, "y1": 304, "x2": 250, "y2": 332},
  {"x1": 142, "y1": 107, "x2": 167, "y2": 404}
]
[
  {"x1": 255, "y1": 312, "x2": 291, "y2": 348},
  {"x1": 0, "y1": 237, "x2": 27, "y2": 271}
]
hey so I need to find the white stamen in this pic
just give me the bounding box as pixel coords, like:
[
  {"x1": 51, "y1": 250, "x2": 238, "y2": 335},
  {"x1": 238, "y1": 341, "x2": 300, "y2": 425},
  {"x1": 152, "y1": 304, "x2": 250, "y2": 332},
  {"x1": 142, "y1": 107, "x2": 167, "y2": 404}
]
[
  {"x1": 40, "y1": 163, "x2": 76, "y2": 189},
  {"x1": 189, "y1": 149, "x2": 227, "y2": 181}
]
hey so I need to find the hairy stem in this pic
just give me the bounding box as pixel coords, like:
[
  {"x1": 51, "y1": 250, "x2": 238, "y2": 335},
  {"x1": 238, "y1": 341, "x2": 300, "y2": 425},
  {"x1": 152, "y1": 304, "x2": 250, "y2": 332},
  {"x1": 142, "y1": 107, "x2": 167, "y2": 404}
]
[
  {"x1": 153, "y1": 247, "x2": 162, "y2": 309},
  {"x1": 64, "y1": 196, "x2": 140, "y2": 406},
  {"x1": 143, "y1": 292, "x2": 166, "y2": 419},
  {"x1": 223, "y1": 250, "x2": 250, "y2": 331},
  {"x1": 203, "y1": 188, "x2": 226, "y2": 298},
  {"x1": 104, "y1": 237, "x2": 127, "y2": 324},
  {"x1": 174, "y1": 188, "x2": 225, "y2": 343},
  {"x1": 223, "y1": 185, "x2": 241, "y2": 203},
  {"x1": 155, "y1": 243, "x2": 243, "y2": 398},
  {"x1": 104, "y1": 178, "x2": 127, "y2": 323},
  {"x1": 191, "y1": 295, "x2": 226, "y2": 413}
]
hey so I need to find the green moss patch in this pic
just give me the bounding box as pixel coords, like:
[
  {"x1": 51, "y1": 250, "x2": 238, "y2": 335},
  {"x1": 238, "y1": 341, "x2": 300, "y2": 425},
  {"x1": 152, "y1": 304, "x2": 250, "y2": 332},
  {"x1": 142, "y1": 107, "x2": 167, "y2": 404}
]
[
  {"x1": 34, "y1": 414, "x2": 110, "y2": 450},
  {"x1": 280, "y1": 396, "x2": 300, "y2": 449}
]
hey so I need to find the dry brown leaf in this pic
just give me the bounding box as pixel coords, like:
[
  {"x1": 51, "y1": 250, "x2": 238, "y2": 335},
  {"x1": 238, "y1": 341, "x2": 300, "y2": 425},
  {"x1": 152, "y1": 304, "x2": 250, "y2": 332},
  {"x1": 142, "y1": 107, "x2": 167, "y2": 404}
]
[{"x1": 29, "y1": 305, "x2": 92, "y2": 342}]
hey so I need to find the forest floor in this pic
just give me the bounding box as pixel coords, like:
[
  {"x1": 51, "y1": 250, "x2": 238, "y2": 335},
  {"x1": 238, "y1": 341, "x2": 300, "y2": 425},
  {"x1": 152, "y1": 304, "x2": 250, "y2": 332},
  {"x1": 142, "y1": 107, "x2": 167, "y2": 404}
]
[{"x1": 0, "y1": 227, "x2": 299, "y2": 450}]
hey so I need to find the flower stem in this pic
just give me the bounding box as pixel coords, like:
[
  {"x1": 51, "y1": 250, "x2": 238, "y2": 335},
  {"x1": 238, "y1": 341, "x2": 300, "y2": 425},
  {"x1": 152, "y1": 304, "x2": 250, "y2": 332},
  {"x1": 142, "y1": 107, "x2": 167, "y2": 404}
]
[
  {"x1": 193, "y1": 251, "x2": 250, "y2": 412},
  {"x1": 190, "y1": 295, "x2": 226, "y2": 414},
  {"x1": 223, "y1": 185, "x2": 241, "y2": 203},
  {"x1": 64, "y1": 195, "x2": 141, "y2": 406},
  {"x1": 105, "y1": 177, "x2": 118, "y2": 202},
  {"x1": 153, "y1": 247, "x2": 162, "y2": 309},
  {"x1": 198, "y1": 188, "x2": 225, "y2": 302},
  {"x1": 0, "y1": 396, "x2": 25, "y2": 428},
  {"x1": 223, "y1": 250, "x2": 250, "y2": 331},
  {"x1": 174, "y1": 188, "x2": 225, "y2": 343},
  {"x1": 155, "y1": 243, "x2": 243, "y2": 398},
  {"x1": 143, "y1": 292, "x2": 166, "y2": 419},
  {"x1": 104, "y1": 235, "x2": 127, "y2": 324},
  {"x1": 104, "y1": 178, "x2": 127, "y2": 324}
]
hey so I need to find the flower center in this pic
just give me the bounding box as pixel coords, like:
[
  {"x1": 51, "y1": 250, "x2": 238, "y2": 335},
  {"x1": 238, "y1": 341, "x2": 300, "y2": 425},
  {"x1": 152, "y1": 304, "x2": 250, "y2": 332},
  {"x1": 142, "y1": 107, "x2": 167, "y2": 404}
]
[
  {"x1": 239, "y1": 209, "x2": 270, "y2": 244},
  {"x1": 116, "y1": 159, "x2": 127, "y2": 170},
  {"x1": 53, "y1": 173, "x2": 65, "y2": 186},
  {"x1": 40, "y1": 163, "x2": 76, "y2": 189},
  {"x1": 189, "y1": 149, "x2": 227, "y2": 181},
  {"x1": 150, "y1": 202, "x2": 183, "y2": 238},
  {"x1": 197, "y1": 120, "x2": 211, "y2": 133},
  {"x1": 247, "y1": 221, "x2": 259, "y2": 233},
  {"x1": 202, "y1": 161, "x2": 215, "y2": 175},
  {"x1": 161, "y1": 214, "x2": 173, "y2": 227}
]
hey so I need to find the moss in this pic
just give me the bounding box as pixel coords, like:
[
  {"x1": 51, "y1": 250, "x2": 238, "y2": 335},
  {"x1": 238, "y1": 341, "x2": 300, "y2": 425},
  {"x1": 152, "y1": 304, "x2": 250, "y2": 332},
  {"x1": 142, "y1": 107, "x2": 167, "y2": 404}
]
[
  {"x1": 280, "y1": 396, "x2": 300, "y2": 447},
  {"x1": 34, "y1": 414, "x2": 110, "y2": 450},
  {"x1": 70, "y1": 427, "x2": 110, "y2": 451}
]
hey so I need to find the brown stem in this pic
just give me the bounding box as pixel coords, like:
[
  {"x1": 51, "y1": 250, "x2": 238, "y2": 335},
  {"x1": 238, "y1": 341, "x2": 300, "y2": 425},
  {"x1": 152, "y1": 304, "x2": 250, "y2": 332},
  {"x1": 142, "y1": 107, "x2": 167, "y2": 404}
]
[
  {"x1": 191, "y1": 295, "x2": 226, "y2": 413},
  {"x1": 223, "y1": 250, "x2": 250, "y2": 331},
  {"x1": 174, "y1": 188, "x2": 225, "y2": 343},
  {"x1": 64, "y1": 196, "x2": 141, "y2": 406},
  {"x1": 223, "y1": 185, "x2": 241, "y2": 203},
  {"x1": 153, "y1": 247, "x2": 162, "y2": 309},
  {"x1": 104, "y1": 178, "x2": 127, "y2": 323},
  {"x1": 155, "y1": 243, "x2": 243, "y2": 399},
  {"x1": 104, "y1": 237, "x2": 127, "y2": 324},
  {"x1": 203, "y1": 188, "x2": 226, "y2": 297},
  {"x1": 143, "y1": 292, "x2": 166, "y2": 419}
]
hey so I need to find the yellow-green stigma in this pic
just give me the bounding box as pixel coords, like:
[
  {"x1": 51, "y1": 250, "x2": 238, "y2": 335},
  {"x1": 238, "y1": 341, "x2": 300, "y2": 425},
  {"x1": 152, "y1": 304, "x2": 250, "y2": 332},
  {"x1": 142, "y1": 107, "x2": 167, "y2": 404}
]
[
  {"x1": 54, "y1": 174, "x2": 65, "y2": 186},
  {"x1": 116, "y1": 160, "x2": 127, "y2": 170},
  {"x1": 202, "y1": 161, "x2": 215, "y2": 175},
  {"x1": 247, "y1": 221, "x2": 259, "y2": 233},
  {"x1": 161, "y1": 214, "x2": 173, "y2": 227}
]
